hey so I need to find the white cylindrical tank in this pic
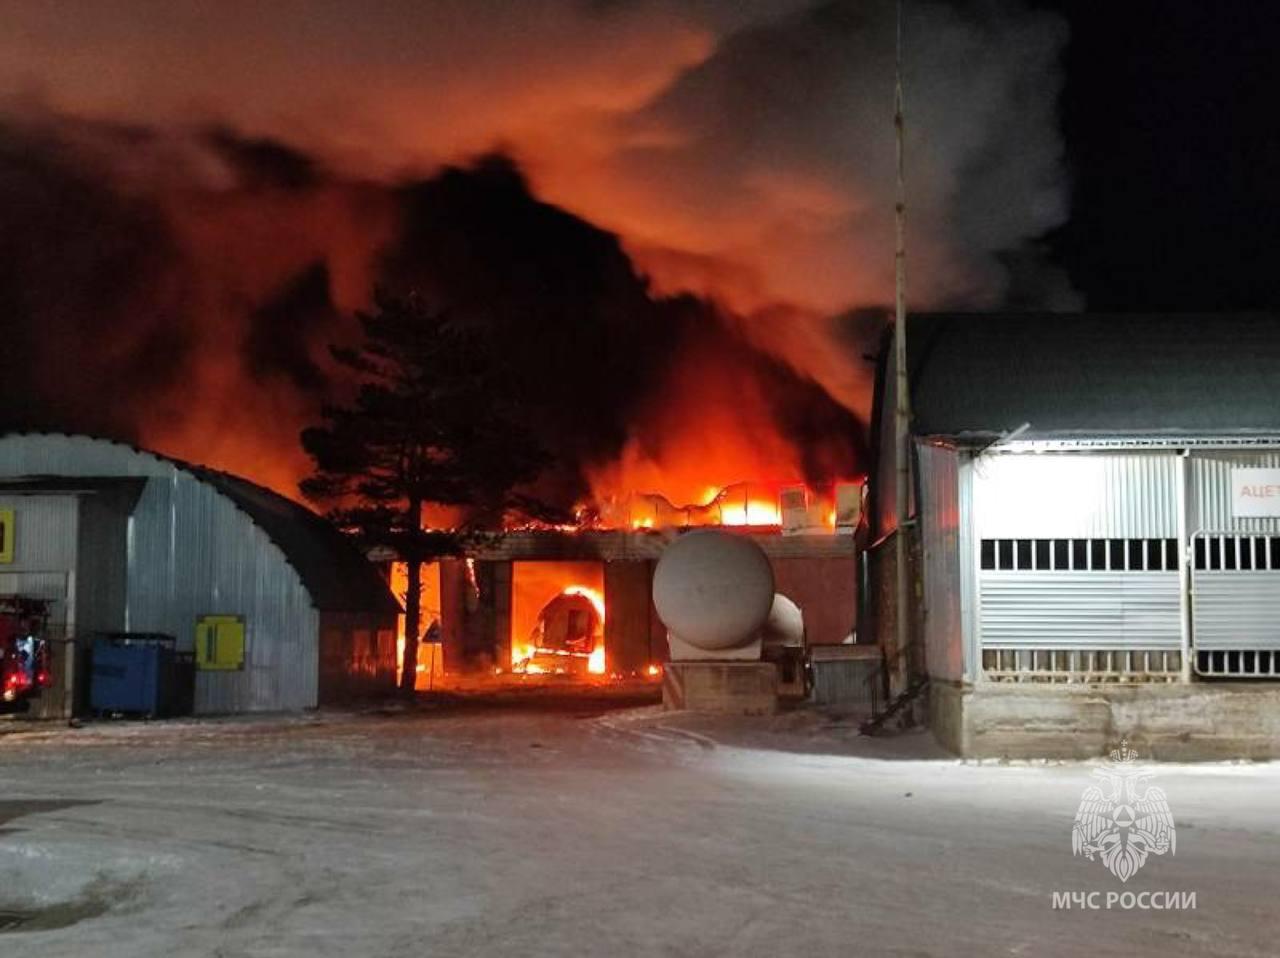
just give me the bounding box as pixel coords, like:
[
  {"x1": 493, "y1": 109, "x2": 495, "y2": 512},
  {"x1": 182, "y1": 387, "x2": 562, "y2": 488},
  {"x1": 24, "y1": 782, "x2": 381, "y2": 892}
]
[
  {"x1": 652, "y1": 530, "x2": 775, "y2": 652},
  {"x1": 762, "y1": 593, "x2": 805, "y2": 647}
]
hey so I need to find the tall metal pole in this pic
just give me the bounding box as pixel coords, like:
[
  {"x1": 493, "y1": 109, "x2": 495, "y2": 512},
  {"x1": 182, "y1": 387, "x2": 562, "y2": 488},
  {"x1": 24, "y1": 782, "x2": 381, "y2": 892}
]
[{"x1": 893, "y1": 0, "x2": 912, "y2": 681}]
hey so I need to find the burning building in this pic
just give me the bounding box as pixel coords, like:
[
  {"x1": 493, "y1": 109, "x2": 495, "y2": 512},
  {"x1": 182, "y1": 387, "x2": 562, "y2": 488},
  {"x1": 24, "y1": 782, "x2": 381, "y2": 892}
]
[
  {"x1": 0, "y1": 1, "x2": 1074, "y2": 714},
  {"x1": 407, "y1": 479, "x2": 864, "y2": 687},
  {"x1": 1, "y1": 148, "x2": 876, "y2": 703}
]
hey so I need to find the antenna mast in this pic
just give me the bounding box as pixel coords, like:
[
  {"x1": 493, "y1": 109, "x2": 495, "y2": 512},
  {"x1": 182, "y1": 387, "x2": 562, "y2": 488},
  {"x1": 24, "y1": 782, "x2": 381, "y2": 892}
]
[{"x1": 893, "y1": 0, "x2": 913, "y2": 682}]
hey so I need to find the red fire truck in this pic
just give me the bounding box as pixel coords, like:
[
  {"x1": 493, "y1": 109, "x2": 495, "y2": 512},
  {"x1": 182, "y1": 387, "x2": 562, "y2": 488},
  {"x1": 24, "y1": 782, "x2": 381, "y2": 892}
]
[{"x1": 0, "y1": 597, "x2": 53, "y2": 712}]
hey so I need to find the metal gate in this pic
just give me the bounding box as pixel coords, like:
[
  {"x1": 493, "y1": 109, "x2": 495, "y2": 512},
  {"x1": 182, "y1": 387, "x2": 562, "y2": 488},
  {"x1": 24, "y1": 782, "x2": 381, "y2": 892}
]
[
  {"x1": 968, "y1": 448, "x2": 1280, "y2": 681},
  {"x1": 1190, "y1": 532, "x2": 1280, "y2": 676},
  {"x1": 1187, "y1": 451, "x2": 1280, "y2": 677},
  {"x1": 972, "y1": 453, "x2": 1184, "y2": 680}
]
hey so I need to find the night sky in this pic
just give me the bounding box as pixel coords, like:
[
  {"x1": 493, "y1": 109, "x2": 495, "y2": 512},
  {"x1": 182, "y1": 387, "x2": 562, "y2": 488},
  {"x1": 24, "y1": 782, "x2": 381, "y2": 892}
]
[{"x1": 1039, "y1": 0, "x2": 1280, "y2": 310}]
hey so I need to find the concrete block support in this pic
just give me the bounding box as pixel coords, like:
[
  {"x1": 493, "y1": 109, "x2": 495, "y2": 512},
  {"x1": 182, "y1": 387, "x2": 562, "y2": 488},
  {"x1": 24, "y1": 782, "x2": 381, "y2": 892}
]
[
  {"x1": 439, "y1": 559, "x2": 511, "y2": 672},
  {"x1": 932, "y1": 681, "x2": 1280, "y2": 760},
  {"x1": 604, "y1": 560, "x2": 655, "y2": 676},
  {"x1": 663, "y1": 661, "x2": 778, "y2": 715}
]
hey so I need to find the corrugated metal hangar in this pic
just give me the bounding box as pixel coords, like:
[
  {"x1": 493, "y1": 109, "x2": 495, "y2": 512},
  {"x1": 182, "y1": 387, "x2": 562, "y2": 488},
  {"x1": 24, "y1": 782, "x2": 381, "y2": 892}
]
[
  {"x1": 0, "y1": 433, "x2": 400, "y2": 717},
  {"x1": 869, "y1": 313, "x2": 1280, "y2": 758}
]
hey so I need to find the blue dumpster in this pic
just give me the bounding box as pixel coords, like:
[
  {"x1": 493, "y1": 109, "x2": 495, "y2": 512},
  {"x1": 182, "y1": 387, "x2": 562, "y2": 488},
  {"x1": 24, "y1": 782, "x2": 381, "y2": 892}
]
[{"x1": 90, "y1": 634, "x2": 191, "y2": 717}]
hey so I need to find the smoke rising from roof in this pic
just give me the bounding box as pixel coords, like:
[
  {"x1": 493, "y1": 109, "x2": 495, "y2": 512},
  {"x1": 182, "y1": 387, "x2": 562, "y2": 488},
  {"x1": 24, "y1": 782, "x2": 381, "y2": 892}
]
[{"x1": 0, "y1": 0, "x2": 1071, "y2": 501}]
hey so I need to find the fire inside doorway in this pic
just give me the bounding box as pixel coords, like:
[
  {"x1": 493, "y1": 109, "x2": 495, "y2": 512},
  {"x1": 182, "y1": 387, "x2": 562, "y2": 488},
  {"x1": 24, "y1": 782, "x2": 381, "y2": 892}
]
[
  {"x1": 510, "y1": 562, "x2": 605, "y2": 676},
  {"x1": 408, "y1": 481, "x2": 863, "y2": 688}
]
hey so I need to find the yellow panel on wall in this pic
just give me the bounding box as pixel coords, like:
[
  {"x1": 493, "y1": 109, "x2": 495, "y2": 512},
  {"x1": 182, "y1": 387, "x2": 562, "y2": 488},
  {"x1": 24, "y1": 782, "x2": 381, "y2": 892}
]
[
  {"x1": 195, "y1": 615, "x2": 246, "y2": 671},
  {"x1": 0, "y1": 508, "x2": 13, "y2": 564}
]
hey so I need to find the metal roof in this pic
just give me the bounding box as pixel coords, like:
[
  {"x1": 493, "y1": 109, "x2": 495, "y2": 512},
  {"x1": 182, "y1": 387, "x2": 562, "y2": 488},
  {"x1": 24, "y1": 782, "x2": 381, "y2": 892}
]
[
  {"x1": 904, "y1": 313, "x2": 1280, "y2": 441},
  {"x1": 184, "y1": 466, "x2": 401, "y2": 616},
  {"x1": 0, "y1": 434, "x2": 399, "y2": 616}
]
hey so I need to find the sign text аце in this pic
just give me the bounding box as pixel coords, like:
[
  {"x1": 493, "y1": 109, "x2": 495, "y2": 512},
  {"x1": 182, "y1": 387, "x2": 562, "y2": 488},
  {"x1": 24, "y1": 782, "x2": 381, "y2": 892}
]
[{"x1": 1231, "y1": 468, "x2": 1280, "y2": 518}]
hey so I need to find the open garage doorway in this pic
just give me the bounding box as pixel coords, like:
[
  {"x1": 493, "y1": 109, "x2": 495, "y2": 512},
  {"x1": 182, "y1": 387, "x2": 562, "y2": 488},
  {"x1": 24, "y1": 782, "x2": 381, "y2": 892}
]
[{"x1": 511, "y1": 561, "x2": 605, "y2": 677}]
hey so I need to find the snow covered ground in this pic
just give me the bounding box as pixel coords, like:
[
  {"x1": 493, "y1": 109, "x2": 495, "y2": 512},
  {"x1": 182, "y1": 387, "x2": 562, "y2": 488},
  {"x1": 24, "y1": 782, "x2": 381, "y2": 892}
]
[{"x1": 0, "y1": 697, "x2": 1276, "y2": 957}]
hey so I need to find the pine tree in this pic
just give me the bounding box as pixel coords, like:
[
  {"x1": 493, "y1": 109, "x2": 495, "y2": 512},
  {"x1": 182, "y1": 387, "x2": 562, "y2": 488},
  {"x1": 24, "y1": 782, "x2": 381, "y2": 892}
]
[{"x1": 301, "y1": 292, "x2": 547, "y2": 693}]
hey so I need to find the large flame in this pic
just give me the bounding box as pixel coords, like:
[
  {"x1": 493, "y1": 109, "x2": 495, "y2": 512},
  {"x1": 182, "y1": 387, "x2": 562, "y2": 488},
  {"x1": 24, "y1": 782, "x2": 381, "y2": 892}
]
[
  {"x1": 585, "y1": 345, "x2": 806, "y2": 512},
  {"x1": 564, "y1": 347, "x2": 861, "y2": 530}
]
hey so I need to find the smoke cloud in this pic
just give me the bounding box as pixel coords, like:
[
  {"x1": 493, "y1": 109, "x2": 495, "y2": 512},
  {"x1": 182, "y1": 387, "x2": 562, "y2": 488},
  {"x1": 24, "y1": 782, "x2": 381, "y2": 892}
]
[{"x1": 0, "y1": 0, "x2": 1070, "y2": 502}]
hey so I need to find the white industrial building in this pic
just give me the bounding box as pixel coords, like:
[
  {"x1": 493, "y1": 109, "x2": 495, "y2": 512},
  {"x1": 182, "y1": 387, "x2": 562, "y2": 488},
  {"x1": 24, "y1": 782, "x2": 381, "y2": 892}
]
[
  {"x1": 868, "y1": 313, "x2": 1280, "y2": 758},
  {"x1": 0, "y1": 433, "x2": 399, "y2": 717}
]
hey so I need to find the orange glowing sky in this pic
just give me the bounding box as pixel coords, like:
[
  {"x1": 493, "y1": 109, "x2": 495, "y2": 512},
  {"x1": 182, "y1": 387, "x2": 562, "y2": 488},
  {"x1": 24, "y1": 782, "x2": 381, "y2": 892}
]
[
  {"x1": 0, "y1": 0, "x2": 1066, "y2": 319},
  {"x1": 0, "y1": 1, "x2": 1069, "y2": 503}
]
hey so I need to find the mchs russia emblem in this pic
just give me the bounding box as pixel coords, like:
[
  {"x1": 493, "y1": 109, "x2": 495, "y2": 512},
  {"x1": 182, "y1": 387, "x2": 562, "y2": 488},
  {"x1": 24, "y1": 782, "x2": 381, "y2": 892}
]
[{"x1": 1071, "y1": 740, "x2": 1176, "y2": 883}]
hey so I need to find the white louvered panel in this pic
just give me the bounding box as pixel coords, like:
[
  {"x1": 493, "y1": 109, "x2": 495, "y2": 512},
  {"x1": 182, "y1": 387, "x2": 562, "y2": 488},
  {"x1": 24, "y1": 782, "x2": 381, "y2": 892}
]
[
  {"x1": 1191, "y1": 573, "x2": 1280, "y2": 650},
  {"x1": 973, "y1": 453, "x2": 1180, "y2": 539},
  {"x1": 979, "y1": 572, "x2": 1182, "y2": 649}
]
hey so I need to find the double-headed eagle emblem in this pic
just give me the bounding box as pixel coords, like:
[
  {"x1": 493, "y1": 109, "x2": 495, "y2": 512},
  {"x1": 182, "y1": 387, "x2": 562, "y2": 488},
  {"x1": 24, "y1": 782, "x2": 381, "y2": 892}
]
[{"x1": 1071, "y1": 739, "x2": 1176, "y2": 882}]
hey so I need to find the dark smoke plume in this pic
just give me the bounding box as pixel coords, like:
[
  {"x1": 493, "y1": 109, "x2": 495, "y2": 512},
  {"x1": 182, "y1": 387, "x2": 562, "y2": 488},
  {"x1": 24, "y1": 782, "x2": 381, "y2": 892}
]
[
  {"x1": 0, "y1": 118, "x2": 861, "y2": 503},
  {"x1": 0, "y1": 0, "x2": 1070, "y2": 499},
  {"x1": 0, "y1": 119, "x2": 194, "y2": 438}
]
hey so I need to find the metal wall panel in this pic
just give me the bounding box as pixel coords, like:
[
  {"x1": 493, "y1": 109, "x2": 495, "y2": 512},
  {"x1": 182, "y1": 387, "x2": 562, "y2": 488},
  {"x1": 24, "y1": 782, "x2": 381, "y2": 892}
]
[
  {"x1": 916, "y1": 442, "x2": 963, "y2": 680},
  {"x1": 0, "y1": 435, "x2": 319, "y2": 712},
  {"x1": 0, "y1": 494, "x2": 78, "y2": 575},
  {"x1": 979, "y1": 572, "x2": 1182, "y2": 649},
  {"x1": 1192, "y1": 574, "x2": 1280, "y2": 649},
  {"x1": 973, "y1": 452, "x2": 1180, "y2": 538},
  {"x1": 0, "y1": 494, "x2": 78, "y2": 628},
  {"x1": 1188, "y1": 450, "x2": 1280, "y2": 535},
  {"x1": 0, "y1": 572, "x2": 71, "y2": 610}
]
